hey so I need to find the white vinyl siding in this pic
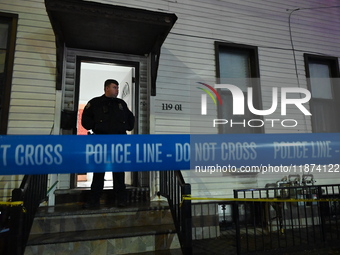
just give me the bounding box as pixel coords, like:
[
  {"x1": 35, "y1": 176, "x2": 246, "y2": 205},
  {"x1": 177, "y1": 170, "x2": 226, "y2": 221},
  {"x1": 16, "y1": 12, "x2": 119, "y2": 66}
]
[
  {"x1": 1, "y1": 0, "x2": 57, "y2": 135},
  {"x1": 151, "y1": 0, "x2": 339, "y2": 196},
  {"x1": 94, "y1": 0, "x2": 339, "y2": 195},
  {"x1": 0, "y1": 0, "x2": 56, "y2": 201}
]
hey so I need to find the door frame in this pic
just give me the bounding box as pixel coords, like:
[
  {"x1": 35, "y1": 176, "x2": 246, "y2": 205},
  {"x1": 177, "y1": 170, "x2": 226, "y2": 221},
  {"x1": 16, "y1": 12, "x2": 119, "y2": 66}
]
[
  {"x1": 75, "y1": 56, "x2": 140, "y2": 134},
  {"x1": 70, "y1": 56, "x2": 140, "y2": 188}
]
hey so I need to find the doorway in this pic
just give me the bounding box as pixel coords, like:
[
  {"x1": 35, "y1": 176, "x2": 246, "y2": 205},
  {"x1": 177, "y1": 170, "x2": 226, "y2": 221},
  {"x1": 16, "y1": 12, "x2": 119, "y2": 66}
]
[{"x1": 75, "y1": 60, "x2": 136, "y2": 188}]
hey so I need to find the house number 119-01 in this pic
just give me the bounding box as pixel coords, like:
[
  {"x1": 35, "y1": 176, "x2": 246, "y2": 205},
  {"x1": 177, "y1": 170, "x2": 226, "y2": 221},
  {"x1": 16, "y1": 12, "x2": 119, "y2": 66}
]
[{"x1": 162, "y1": 103, "x2": 182, "y2": 111}]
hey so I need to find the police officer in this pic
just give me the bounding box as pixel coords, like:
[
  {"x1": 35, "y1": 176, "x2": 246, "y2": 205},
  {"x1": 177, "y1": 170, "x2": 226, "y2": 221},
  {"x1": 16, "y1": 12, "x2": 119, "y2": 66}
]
[{"x1": 81, "y1": 79, "x2": 135, "y2": 208}]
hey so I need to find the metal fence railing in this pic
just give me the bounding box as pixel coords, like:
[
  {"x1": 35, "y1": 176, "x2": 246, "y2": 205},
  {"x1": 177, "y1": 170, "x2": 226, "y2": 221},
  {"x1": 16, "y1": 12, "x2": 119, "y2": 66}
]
[
  {"x1": 230, "y1": 184, "x2": 340, "y2": 254},
  {"x1": 159, "y1": 170, "x2": 192, "y2": 255},
  {"x1": 3, "y1": 175, "x2": 48, "y2": 255}
]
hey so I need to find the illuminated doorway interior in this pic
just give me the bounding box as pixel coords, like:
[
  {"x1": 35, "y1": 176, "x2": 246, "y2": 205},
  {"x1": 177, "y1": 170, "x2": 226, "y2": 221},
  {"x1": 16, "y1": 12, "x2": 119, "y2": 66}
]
[{"x1": 76, "y1": 61, "x2": 135, "y2": 188}]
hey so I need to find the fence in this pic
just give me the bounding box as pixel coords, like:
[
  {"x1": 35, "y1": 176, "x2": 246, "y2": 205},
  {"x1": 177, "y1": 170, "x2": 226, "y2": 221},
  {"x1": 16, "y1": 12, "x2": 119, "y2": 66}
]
[
  {"x1": 159, "y1": 170, "x2": 192, "y2": 254},
  {"x1": 0, "y1": 175, "x2": 48, "y2": 255},
  {"x1": 228, "y1": 184, "x2": 340, "y2": 254}
]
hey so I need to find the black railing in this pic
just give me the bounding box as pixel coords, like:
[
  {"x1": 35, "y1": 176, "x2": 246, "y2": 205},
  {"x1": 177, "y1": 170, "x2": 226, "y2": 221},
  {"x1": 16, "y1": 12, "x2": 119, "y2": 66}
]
[
  {"x1": 159, "y1": 170, "x2": 192, "y2": 254},
  {"x1": 8, "y1": 174, "x2": 48, "y2": 255},
  {"x1": 230, "y1": 184, "x2": 340, "y2": 254}
]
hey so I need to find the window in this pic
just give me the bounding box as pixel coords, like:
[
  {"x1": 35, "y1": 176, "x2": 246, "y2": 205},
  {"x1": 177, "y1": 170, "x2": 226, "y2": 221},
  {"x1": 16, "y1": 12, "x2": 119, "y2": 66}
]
[
  {"x1": 304, "y1": 54, "x2": 340, "y2": 132},
  {"x1": 215, "y1": 42, "x2": 262, "y2": 134},
  {"x1": 0, "y1": 13, "x2": 17, "y2": 134}
]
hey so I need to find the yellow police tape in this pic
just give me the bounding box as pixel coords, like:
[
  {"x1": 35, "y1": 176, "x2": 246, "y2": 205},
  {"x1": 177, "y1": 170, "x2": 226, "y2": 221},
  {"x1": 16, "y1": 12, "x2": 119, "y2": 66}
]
[
  {"x1": 0, "y1": 201, "x2": 26, "y2": 212},
  {"x1": 180, "y1": 195, "x2": 340, "y2": 207}
]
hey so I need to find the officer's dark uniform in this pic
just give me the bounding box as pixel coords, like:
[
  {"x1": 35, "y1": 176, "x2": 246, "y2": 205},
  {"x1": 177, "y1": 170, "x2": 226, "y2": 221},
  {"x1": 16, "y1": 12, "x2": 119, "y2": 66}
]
[{"x1": 82, "y1": 94, "x2": 135, "y2": 207}]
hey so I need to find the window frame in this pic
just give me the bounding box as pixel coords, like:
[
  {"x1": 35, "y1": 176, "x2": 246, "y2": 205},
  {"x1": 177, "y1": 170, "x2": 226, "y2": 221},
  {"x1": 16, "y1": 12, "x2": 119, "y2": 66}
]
[
  {"x1": 304, "y1": 54, "x2": 340, "y2": 133},
  {"x1": 0, "y1": 12, "x2": 18, "y2": 134},
  {"x1": 214, "y1": 42, "x2": 263, "y2": 134}
]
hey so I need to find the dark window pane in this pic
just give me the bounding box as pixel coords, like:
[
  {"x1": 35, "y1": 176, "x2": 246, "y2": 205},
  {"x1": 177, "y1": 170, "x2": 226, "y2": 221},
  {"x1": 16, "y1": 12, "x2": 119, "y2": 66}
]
[
  {"x1": 305, "y1": 55, "x2": 340, "y2": 133},
  {"x1": 216, "y1": 44, "x2": 261, "y2": 134},
  {"x1": 0, "y1": 23, "x2": 8, "y2": 49},
  {"x1": 309, "y1": 62, "x2": 332, "y2": 99},
  {"x1": 0, "y1": 49, "x2": 6, "y2": 73}
]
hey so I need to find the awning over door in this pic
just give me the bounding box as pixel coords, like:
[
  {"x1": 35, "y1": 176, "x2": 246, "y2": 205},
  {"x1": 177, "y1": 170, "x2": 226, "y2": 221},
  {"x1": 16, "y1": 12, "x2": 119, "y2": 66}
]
[{"x1": 45, "y1": 0, "x2": 177, "y2": 94}]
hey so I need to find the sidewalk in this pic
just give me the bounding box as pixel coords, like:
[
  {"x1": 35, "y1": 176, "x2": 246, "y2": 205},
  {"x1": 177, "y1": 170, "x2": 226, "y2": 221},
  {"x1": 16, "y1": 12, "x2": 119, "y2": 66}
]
[{"x1": 192, "y1": 231, "x2": 340, "y2": 255}]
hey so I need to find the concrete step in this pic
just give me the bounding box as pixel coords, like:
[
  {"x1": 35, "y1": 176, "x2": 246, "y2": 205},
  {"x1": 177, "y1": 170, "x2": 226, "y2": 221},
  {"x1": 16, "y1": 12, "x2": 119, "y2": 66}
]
[
  {"x1": 25, "y1": 232, "x2": 181, "y2": 255},
  {"x1": 54, "y1": 186, "x2": 150, "y2": 205},
  {"x1": 129, "y1": 249, "x2": 183, "y2": 255},
  {"x1": 24, "y1": 201, "x2": 182, "y2": 255},
  {"x1": 30, "y1": 203, "x2": 173, "y2": 235}
]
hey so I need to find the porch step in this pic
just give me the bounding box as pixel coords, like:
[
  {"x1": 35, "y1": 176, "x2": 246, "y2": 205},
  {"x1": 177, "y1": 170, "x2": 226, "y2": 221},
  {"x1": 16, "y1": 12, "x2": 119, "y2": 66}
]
[
  {"x1": 54, "y1": 186, "x2": 150, "y2": 205},
  {"x1": 128, "y1": 249, "x2": 183, "y2": 255},
  {"x1": 24, "y1": 201, "x2": 182, "y2": 255},
  {"x1": 29, "y1": 202, "x2": 174, "y2": 235}
]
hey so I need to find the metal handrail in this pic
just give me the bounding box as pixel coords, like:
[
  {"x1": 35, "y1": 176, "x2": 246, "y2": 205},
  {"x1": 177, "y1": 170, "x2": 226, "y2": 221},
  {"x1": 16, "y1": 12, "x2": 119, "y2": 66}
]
[
  {"x1": 159, "y1": 170, "x2": 192, "y2": 254},
  {"x1": 9, "y1": 174, "x2": 48, "y2": 255}
]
